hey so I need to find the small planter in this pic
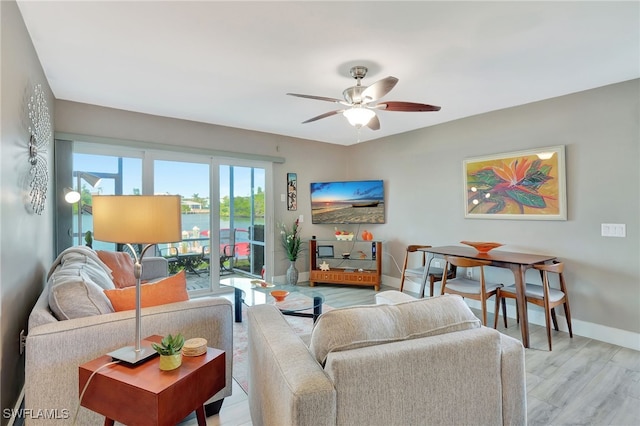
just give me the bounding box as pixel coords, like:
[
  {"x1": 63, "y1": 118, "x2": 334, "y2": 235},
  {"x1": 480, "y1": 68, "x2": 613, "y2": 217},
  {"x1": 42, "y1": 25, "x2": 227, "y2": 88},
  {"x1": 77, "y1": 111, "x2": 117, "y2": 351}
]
[{"x1": 159, "y1": 353, "x2": 182, "y2": 371}]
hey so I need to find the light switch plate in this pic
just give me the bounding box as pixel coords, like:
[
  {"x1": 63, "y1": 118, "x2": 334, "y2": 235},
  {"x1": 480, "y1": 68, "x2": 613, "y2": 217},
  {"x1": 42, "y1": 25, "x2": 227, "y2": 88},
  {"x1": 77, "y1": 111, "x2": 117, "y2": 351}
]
[{"x1": 601, "y1": 223, "x2": 626, "y2": 237}]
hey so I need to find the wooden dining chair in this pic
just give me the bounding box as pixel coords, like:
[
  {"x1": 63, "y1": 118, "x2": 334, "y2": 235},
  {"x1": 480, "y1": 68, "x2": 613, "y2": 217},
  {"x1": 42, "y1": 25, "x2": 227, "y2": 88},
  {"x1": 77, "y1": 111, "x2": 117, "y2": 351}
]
[
  {"x1": 399, "y1": 245, "x2": 455, "y2": 297},
  {"x1": 494, "y1": 261, "x2": 572, "y2": 350},
  {"x1": 440, "y1": 256, "x2": 504, "y2": 326}
]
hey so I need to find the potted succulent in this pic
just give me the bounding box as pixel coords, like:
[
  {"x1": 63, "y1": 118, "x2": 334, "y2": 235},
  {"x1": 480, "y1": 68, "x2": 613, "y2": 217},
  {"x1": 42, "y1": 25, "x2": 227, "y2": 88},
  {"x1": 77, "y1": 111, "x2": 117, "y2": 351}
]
[{"x1": 152, "y1": 333, "x2": 185, "y2": 371}]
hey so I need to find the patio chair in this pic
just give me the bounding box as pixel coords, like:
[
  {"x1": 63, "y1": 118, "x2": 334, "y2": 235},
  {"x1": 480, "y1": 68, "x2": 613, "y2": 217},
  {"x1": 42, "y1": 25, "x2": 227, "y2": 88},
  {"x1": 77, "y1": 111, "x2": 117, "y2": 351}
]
[
  {"x1": 158, "y1": 246, "x2": 180, "y2": 274},
  {"x1": 220, "y1": 229, "x2": 236, "y2": 275}
]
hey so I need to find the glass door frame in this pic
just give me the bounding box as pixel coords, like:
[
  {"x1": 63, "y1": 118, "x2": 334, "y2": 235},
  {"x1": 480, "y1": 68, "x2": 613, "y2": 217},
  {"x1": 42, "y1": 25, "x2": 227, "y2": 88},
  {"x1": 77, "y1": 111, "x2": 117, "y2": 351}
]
[
  {"x1": 214, "y1": 157, "x2": 273, "y2": 284},
  {"x1": 70, "y1": 141, "x2": 274, "y2": 295}
]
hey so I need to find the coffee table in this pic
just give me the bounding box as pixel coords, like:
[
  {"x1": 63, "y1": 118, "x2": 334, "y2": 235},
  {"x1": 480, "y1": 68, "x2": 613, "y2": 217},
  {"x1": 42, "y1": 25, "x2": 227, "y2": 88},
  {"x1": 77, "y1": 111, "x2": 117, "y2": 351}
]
[{"x1": 221, "y1": 277, "x2": 324, "y2": 323}]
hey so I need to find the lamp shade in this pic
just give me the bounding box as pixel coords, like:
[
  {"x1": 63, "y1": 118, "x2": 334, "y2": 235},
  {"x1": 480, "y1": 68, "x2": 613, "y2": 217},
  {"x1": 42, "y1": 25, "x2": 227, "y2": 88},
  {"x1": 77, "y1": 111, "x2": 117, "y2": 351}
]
[
  {"x1": 77, "y1": 172, "x2": 102, "y2": 188},
  {"x1": 92, "y1": 195, "x2": 182, "y2": 244},
  {"x1": 343, "y1": 107, "x2": 376, "y2": 128}
]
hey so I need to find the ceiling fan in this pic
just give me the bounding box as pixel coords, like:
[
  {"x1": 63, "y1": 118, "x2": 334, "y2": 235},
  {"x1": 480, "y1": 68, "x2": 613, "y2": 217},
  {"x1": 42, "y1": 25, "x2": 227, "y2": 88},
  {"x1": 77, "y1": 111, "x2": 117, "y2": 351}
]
[{"x1": 287, "y1": 65, "x2": 441, "y2": 131}]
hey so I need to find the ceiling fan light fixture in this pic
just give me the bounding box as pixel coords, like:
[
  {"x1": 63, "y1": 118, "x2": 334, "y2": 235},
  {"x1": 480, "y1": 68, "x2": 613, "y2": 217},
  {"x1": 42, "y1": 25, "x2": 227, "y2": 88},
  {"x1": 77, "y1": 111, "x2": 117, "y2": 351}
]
[{"x1": 343, "y1": 107, "x2": 375, "y2": 128}]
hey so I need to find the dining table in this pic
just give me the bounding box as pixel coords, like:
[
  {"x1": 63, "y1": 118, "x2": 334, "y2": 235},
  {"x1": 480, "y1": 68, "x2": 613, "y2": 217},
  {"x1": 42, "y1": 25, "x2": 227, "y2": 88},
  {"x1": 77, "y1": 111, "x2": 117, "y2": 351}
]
[{"x1": 418, "y1": 245, "x2": 558, "y2": 348}]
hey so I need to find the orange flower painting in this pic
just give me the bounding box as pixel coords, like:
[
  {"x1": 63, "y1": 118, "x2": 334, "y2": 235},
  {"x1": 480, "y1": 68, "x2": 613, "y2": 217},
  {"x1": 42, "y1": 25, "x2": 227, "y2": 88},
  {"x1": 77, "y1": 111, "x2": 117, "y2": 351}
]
[{"x1": 464, "y1": 146, "x2": 567, "y2": 220}]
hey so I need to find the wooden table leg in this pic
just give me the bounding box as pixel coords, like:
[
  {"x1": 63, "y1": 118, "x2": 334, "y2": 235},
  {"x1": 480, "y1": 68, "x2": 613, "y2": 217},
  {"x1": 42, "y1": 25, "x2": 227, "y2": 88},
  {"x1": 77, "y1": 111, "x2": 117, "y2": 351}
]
[
  {"x1": 510, "y1": 264, "x2": 530, "y2": 348},
  {"x1": 195, "y1": 406, "x2": 206, "y2": 426},
  {"x1": 104, "y1": 418, "x2": 115, "y2": 426}
]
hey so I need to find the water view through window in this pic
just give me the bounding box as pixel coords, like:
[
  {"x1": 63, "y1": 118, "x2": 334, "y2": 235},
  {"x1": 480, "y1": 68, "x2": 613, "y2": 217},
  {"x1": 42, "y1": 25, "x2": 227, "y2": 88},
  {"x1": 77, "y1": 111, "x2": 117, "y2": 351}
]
[{"x1": 72, "y1": 152, "x2": 267, "y2": 291}]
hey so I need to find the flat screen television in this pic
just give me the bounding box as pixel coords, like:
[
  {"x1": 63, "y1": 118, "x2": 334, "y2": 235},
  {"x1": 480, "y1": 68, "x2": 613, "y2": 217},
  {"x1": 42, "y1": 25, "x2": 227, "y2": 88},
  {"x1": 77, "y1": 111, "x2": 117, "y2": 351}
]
[{"x1": 310, "y1": 180, "x2": 385, "y2": 224}]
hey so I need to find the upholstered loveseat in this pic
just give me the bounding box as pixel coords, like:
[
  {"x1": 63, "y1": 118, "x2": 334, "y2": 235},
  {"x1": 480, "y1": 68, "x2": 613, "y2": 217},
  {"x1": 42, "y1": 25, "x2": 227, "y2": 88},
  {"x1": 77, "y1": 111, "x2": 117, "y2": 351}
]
[
  {"x1": 25, "y1": 246, "x2": 233, "y2": 425},
  {"x1": 247, "y1": 290, "x2": 526, "y2": 426}
]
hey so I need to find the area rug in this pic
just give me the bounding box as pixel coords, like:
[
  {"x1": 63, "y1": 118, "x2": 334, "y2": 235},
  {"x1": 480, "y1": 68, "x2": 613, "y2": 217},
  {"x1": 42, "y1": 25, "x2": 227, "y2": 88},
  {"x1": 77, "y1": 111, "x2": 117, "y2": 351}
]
[{"x1": 232, "y1": 303, "x2": 327, "y2": 394}]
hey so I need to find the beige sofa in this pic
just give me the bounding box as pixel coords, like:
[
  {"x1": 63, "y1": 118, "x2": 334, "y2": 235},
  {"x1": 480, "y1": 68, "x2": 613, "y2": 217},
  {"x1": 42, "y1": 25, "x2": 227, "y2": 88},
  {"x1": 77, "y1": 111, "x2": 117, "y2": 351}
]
[
  {"x1": 25, "y1": 246, "x2": 233, "y2": 425},
  {"x1": 247, "y1": 290, "x2": 526, "y2": 426}
]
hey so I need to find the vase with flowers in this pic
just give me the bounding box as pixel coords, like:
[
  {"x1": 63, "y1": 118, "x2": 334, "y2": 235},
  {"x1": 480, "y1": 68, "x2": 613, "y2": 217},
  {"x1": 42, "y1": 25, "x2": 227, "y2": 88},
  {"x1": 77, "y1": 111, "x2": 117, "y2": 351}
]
[{"x1": 280, "y1": 218, "x2": 303, "y2": 285}]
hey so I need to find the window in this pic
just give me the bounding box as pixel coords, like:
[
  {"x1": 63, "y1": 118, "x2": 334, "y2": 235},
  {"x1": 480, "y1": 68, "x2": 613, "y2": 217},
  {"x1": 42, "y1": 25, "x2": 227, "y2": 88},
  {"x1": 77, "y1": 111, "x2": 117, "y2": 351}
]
[{"x1": 67, "y1": 141, "x2": 273, "y2": 295}]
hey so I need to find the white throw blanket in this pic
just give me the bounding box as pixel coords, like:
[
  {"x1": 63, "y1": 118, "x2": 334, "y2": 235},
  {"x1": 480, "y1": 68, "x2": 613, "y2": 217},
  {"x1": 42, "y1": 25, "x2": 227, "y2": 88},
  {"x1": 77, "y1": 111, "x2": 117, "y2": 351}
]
[{"x1": 47, "y1": 245, "x2": 113, "y2": 280}]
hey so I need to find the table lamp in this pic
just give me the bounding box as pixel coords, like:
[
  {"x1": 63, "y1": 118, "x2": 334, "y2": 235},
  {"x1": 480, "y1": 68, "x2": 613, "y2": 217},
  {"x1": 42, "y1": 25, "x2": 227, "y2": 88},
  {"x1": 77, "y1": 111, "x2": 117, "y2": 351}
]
[{"x1": 92, "y1": 195, "x2": 182, "y2": 364}]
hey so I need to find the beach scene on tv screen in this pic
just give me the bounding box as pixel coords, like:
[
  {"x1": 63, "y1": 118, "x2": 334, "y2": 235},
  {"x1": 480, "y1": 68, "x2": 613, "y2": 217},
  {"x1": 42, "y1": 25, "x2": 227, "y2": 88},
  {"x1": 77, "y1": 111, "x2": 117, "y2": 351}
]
[{"x1": 310, "y1": 180, "x2": 385, "y2": 224}]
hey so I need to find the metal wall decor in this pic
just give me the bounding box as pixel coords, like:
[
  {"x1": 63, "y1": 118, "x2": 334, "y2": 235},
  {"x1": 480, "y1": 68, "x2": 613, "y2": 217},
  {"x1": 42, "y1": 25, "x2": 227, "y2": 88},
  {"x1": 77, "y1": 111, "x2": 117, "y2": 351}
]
[
  {"x1": 287, "y1": 172, "x2": 297, "y2": 211},
  {"x1": 26, "y1": 83, "x2": 52, "y2": 215}
]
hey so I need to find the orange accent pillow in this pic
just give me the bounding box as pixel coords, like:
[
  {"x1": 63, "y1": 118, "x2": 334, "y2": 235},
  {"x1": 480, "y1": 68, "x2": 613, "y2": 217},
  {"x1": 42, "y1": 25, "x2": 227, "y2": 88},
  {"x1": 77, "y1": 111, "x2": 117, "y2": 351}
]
[
  {"x1": 96, "y1": 250, "x2": 136, "y2": 289},
  {"x1": 104, "y1": 271, "x2": 189, "y2": 312}
]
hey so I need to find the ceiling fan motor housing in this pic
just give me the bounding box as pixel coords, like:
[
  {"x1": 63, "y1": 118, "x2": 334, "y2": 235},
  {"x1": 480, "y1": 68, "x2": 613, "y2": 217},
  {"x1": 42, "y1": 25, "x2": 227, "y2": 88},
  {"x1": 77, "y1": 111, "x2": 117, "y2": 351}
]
[{"x1": 343, "y1": 86, "x2": 366, "y2": 104}]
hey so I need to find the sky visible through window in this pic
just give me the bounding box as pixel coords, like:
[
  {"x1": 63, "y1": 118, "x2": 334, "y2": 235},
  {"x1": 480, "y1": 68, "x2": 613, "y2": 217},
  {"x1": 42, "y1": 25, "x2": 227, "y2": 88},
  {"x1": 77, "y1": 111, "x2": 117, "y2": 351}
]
[{"x1": 73, "y1": 153, "x2": 264, "y2": 198}]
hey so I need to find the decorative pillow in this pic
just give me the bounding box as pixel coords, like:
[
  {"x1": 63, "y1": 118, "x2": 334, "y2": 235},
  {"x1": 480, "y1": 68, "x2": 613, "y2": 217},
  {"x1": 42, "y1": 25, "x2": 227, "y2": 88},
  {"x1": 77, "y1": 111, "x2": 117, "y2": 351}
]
[
  {"x1": 309, "y1": 294, "x2": 481, "y2": 364},
  {"x1": 97, "y1": 251, "x2": 136, "y2": 289},
  {"x1": 104, "y1": 271, "x2": 188, "y2": 312},
  {"x1": 48, "y1": 274, "x2": 114, "y2": 320}
]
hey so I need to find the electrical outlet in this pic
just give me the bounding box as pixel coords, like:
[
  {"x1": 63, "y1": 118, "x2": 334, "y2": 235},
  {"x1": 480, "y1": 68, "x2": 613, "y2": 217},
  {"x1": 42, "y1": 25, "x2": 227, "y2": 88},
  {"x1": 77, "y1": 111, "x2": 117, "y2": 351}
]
[
  {"x1": 466, "y1": 268, "x2": 473, "y2": 279},
  {"x1": 432, "y1": 260, "x2": 441, "y2": 268}
]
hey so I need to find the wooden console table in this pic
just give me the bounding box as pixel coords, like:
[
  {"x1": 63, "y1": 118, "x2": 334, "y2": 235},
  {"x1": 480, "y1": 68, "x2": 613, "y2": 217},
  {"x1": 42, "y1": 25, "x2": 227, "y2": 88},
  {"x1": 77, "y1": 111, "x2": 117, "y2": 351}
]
[
  {"x1": 309, "y1": 239, "x2": 382, "y2": 290},
  {"x1": 419, "y1": 246, "x2": 557, "y2": 348},
  {"x1": 79, "y1": 335, "x2": 225, "y2": 426}
]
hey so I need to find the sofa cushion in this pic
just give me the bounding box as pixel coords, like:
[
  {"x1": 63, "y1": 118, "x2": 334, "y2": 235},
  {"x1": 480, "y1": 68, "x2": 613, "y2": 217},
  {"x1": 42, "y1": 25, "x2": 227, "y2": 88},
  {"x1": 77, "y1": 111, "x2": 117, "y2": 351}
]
[
  {"x1": 48, "y1": 274, "x2": 115, "y2": 320},
  {"x1": 104, "y1": 270, "x2": 188, "y2": 312},
  {"x1": 97, "y1": 250, "x2": 136, "y2": 288},
  {"x1": 309, "y1": 294, "x2": 481, "y2": 364}
]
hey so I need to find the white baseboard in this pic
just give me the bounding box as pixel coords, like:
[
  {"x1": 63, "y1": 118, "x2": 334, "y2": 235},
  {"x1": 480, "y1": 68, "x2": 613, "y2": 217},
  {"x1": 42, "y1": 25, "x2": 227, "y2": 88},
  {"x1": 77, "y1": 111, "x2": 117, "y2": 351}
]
[{"x1": 385, "y1": 275, "x2": 640, "y2": 352}]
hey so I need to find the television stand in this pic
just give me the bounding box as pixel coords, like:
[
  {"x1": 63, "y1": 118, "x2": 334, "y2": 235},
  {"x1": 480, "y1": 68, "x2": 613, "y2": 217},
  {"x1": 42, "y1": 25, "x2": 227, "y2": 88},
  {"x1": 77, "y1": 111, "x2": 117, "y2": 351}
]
[{"x1": 308, "y1": 239, "x2": 382, "y2": 291}]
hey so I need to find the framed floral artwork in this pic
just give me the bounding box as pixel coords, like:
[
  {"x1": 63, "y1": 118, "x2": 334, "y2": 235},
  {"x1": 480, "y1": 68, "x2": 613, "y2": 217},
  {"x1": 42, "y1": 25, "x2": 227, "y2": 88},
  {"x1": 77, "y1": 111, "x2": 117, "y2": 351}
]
[{"x1": 463, "y1": 145, "x2": 567, "y2": 220}]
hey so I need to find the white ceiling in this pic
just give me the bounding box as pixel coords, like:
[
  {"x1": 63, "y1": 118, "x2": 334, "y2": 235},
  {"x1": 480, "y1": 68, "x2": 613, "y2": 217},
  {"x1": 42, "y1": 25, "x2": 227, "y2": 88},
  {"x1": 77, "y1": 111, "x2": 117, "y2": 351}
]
[{"x1": 16, "y1": 1, "x2": 640, "y2": 146}]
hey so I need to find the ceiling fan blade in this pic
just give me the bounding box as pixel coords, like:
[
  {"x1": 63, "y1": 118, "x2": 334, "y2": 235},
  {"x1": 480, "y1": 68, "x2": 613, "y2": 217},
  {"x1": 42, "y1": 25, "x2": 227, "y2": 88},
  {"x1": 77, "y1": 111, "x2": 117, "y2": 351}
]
[
  {"x1": 287, "y1": 93, "x2": 344, "y2": 104},
  {"x1": 378, "y1": 101, "x2": 441, "y2": 112},
  {"x1": 302, "y1": 110, "x2": 343, "y2": 124},
  {"x1": 366, "y1": 114, "x2": 380, "y2": 131},
  {"x1": 361, "y1": 76, "x2": 399, "y2": 102}
]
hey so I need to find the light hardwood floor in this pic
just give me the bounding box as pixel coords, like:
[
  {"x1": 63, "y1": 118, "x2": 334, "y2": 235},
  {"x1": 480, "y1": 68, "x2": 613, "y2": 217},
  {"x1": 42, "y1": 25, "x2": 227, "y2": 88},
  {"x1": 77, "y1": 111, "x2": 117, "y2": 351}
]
[{"x1": 185, "y1": 282, "x2": 640, "y2": 426}]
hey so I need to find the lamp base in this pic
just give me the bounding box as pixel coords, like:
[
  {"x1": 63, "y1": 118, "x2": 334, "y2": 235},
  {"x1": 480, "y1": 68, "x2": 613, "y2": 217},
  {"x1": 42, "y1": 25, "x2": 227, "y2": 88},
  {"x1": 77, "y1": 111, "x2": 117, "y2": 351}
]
[{"x1": 108, "y1": 341, "x2": 158, "y2": 365}]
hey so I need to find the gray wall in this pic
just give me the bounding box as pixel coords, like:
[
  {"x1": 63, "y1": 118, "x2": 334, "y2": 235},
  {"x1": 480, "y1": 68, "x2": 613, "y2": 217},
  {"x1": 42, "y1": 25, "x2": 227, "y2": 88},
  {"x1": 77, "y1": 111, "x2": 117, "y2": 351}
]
[
  {"x1": 55, "y1": 80, "x2": 640, "y2": 348},
  {"x1": 348, "y1": 79, "x2": 639, "y2": 340},
  {"x1": 1, "y1": 1, "x2": 55, "y2": 421}
]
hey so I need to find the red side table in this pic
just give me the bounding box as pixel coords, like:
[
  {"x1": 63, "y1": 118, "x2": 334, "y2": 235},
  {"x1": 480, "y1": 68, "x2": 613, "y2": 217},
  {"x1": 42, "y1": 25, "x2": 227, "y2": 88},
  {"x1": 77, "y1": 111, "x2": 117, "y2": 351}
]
[{"x1": 79, "y1": 335, "x2": 225, "y2": 426}]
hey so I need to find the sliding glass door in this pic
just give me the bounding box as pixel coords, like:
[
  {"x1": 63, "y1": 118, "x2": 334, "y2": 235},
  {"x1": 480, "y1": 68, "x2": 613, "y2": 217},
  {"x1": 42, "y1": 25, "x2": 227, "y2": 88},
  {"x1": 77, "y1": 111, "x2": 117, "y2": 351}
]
[
  {"x1": 71, "y1": 152, "x2": 142, "y2": 251},
  {"x1": 154, "y1": 158, "x2": 212, "y2": 292},
  {"x1": 70, "y1": 142, "x2": 273, "y2": 295},
  {"x1": 219, "y1": 164, "x2": 266, "y2": 278}
]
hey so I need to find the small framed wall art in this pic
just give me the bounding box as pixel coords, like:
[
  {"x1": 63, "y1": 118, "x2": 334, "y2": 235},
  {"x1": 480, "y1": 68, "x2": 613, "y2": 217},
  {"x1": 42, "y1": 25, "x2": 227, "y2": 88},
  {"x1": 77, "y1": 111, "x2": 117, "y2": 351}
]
[
  {"x1": 463, "y1": 145, "x2": 567, "y2": 220},
  {"x1": 287, "y1": 172, "x2": 297, "y2": 211}
]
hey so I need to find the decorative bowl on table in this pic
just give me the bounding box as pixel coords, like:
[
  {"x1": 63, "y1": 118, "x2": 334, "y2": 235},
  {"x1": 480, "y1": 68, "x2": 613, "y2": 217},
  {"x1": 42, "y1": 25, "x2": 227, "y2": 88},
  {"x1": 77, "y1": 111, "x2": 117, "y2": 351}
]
[
  {"x1": 335, "y1": 233, "x2": 354, "y2": 241},
  {"x1": 270, "y1": 290, "x2": 290, "y2": 302},
  {"x1": 250, "y1": 279, "x2": 275, "y2": 288},
  {"x1": 460, "y1": 241, "x2": 504, "y2": 253}
]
